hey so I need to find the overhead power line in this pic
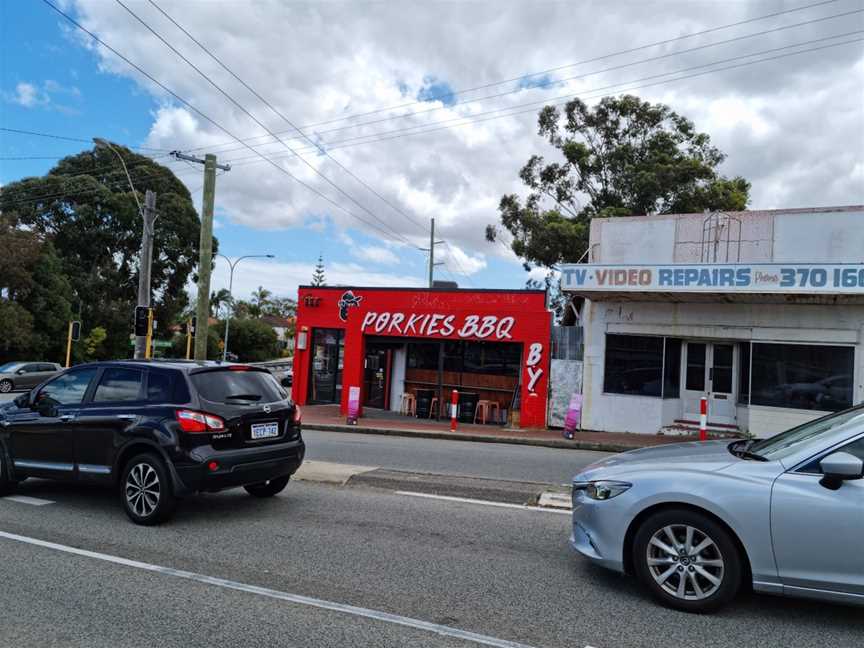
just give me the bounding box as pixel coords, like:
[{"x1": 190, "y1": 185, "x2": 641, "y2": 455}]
[
  {"x1": 113, "y1": 0, "x2": 416, "y2": 247},
  {"x1": 175, "y1": 0, "x2": 851, "y2": 155},
  {"x1": 145, "y1": 0, "x2": 425, "y2": 232},
  {"x1": 214, "y1": 32, "x2": 864, "y2": 168},
  {"x1": 0, "y1": 126, "x2": 168, "y2": 152},
  {"x1": 0, "y1": 165, "x2": 201, "y2": 208},
  {"x1": 41, "y1": 0, "x2": 414, "y2": 247}
]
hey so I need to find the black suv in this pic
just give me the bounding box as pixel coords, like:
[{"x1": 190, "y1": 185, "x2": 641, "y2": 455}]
[{"x1": 0, "y1": 360, "x2": 305, "y2": 525}]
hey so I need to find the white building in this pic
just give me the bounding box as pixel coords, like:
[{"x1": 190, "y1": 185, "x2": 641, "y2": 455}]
[{"x1": 561, "y1": 205, "x2": 864, "y2": 437}]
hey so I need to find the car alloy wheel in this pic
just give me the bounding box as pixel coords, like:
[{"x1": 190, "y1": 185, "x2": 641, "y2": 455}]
[
  {"x1": 646, "y1": 524, "x2": 725, "y2": 601},
  {"x1": 0, "y1": 380, "x2": 12, "y2": 393},
  {"x1": 125, "y1": 462, "x2": 161, "y2": 518}
]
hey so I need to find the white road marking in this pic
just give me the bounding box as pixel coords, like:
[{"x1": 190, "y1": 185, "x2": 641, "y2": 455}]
[
  {"x1": 0, "y1": 530, "x2": 537, "y2": 648},
  {"x1": 396, "y1": 491, "x2": 572, "y2": 515},
  {"x1": 2, "y1": 495, "x2": 54, "y2": 506}
]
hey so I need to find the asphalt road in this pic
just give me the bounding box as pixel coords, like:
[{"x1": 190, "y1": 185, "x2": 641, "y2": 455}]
[
  {"x1": 303, "y1": 428, "x2": 606, "y2": 484},
  {"x1": 1, "y1": 479, "x2": 861, "y2": 648}
]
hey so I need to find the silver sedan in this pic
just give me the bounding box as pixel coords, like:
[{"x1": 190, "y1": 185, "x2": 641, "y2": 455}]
[{"x1": 570, "y1": 406, "x2": 864, "y2": 612}]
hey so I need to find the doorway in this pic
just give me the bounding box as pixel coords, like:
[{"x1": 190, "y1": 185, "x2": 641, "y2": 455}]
[
  {"x1": 308, "y1": 328, "x2": 344, "y2": 404},
  {"x1": 363, "y1": 343, "x2": 392, "y2": 409},
  {"x1": 681, "y1": 341, "x2": 737, "y2": 426}
]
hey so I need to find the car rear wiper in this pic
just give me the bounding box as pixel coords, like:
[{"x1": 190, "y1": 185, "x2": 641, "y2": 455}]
[
  {"x1": 729, "y1": 440, "x2": 768, "y2": 462},
  {"x1": 224, "y1": 394, "x2": 262, "y2": 401}
]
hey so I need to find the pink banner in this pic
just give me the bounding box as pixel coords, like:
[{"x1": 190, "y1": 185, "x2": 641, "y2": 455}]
[
  {"x1": 563, "y1": 393, "x2": 582, "y2": 439},
  {"x1": 347, "y1": 386, "x2": 361, "y2": 424}
]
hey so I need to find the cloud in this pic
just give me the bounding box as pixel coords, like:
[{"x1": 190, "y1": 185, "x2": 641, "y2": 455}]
[
  {"x1": 208, "y1": 258, "x2": 423, "y2": 300},
  {"x1": 352, "y1": 245, "x2": 401, "y2": 265},
  {"x1": 64, "y1": 0, "x2": 863, "y2": 283},
  {"x1": 10, "y1": 82, "x2": 44, "y2": 107},
  {"x1": 4, "y1": 79, "x2": 82, "y2": 111}
]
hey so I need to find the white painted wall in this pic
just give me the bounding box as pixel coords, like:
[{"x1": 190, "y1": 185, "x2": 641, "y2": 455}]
[
  {"x1": 580, "y1": 299, "x2": 864, "y2": 436},
  {"x1": 591, "y1": 206, "x2": 864, "y2": 264}
]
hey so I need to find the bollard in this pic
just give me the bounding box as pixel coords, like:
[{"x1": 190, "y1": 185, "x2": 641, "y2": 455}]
[
  {"x1": 450, "y1": 389, "x2": 459, "y2": 432},
  {"x1": 699, "y1": 396, "x2": 708, "y2": 441}
]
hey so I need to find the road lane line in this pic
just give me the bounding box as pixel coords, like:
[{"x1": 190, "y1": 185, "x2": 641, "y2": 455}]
[
  {"x1": 395, "y1": 491, "x2": 572, "y2": 515},
  {"x1": 1, "y1": 495, "x2": 54, "y2": 506},
  {"x1": 0, "y1": 530, "x2": 537, "y2": 648}
]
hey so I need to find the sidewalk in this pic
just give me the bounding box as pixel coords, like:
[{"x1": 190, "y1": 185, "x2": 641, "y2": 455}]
[{"x1": 301, "y1": 404, "x2": 732, "y2": 453}]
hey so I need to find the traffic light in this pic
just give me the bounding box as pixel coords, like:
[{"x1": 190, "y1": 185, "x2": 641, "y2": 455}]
[
  {"x1": 70, "y1": 321, "x2": 81, "y2": 341},
  {"x1": 134, "y1": 306, "x2": 151, "y2": 336},
  {"x1": 190, "y1": 317, "x2": 197, "y2": 335},
  {"x1": 183, "y1": 317, "x2": 197, "y2": 335}
]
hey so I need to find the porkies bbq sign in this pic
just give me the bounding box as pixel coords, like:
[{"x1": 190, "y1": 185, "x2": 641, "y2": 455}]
[{"x1": 359, "y1": 310, "x2": 517, "y2": 340}]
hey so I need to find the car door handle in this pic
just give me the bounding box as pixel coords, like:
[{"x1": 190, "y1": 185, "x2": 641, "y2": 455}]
[
  {"x1": 117, "y1": 414, "x2": 137, "y2": 421},
  {"x1": 59, "y1": 414, "x2": 76, "y2": 423}
]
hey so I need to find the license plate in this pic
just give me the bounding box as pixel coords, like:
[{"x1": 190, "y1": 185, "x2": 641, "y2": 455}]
[{"x1": 250, "y1": 422, "x2": 280, "y2": 440}]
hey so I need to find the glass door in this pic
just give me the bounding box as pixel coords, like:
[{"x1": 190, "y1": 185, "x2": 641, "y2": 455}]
[
  {"x1": 308, "y1": 328, "x2": 344, "y2": 404},
  {"x1": 363, "y1": 345, "x2": 390, "y2": 409},
  {"x1": 681, "y1": 342, "x2": 738, "y2": 426}
]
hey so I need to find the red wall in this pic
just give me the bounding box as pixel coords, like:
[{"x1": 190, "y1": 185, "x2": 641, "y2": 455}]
[{"x1": 292, "y1": 287, "x2": 551, "y2": 428}]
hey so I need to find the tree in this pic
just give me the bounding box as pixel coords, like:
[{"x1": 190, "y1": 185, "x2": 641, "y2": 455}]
[
  {"x1": 223, "y1": 318, "x2": 279, "y2": 362},
  {"x1": 311, "y1": 255, "x2": 326, "y2": 286},
  {"x1": 80, "y1": 327, "x2": 108, "y2": 361},
  {"x1": 487, "y1": 95, "x2": 750, "y2": 269},
  {"x1": 0, "y1": 144, "x2": 214, "y2": 360},
  {"x1": 169, "y1": 326, "x2": 222, "y2": 360},
  {"x1": 210, "y1": 288, "x2": 232, "y2": 318},
  {"x1": 262, "y1": 296, "x2": 297, "y2": 319},
  {"x1": 249, "y1": 286, "x2": 272, "y2": 318},
  {"x1": 0, "y1": 217, "x2": 72, "y2": 363}
]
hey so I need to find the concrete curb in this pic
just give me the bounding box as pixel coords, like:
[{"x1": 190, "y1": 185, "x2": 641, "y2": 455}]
[
  {"x1": 304, "y1": 422, "x2": 644, "y2": 453},
  {"x1": 348, "y1": 468, "x2": 560, "y2": 506},
  {"x1": 294, "y1": 461, "x2": 573, "y2": 510},
  {"x1": 293, "y1": 460, "x2": 379, "y2": 485}
]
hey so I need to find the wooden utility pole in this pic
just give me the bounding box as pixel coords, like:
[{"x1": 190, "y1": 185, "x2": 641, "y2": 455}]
[
  {"x1": 422, "y1": 217, "x2": 445, "y2": 288},
  {"x1": 171, "y1": 151, "x2": 230, "y2": 360},
  {"x1": 134, "y1": 190, "x2": 157, "y2": 359}
]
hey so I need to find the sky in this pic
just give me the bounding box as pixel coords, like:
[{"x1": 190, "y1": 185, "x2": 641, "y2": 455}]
[{"x1": 1, "y1": 0, "x2": 863, "y2": 303}]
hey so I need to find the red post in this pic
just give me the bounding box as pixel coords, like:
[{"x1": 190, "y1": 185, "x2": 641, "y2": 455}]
[
  {"x1": 699, "y1": 396, "x2": 708, "y2": 442},
  {"x1": 450, "y1": 389, "x2": 459, "y2": 432}
]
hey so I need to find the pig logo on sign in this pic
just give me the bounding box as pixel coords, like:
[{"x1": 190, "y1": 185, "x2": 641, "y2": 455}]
[{"x1": 338, "y1": 290, "x2": 363, "y2": 321}]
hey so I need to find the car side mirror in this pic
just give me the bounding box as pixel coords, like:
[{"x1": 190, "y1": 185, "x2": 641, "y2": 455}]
[
  {"x1": 13, "y1": 393, "x2": 28, "y2": 408},
  {"x1": 16, "y1": 368, "x2": 26, "y2": 375},
  {"x1": 819, "y1": 451, "x2": 864, "y2": 491}
]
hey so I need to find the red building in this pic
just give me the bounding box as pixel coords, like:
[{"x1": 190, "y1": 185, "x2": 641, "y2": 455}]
[{"x1": 292, "y1": 286, "x2": 552, "y2": 428}]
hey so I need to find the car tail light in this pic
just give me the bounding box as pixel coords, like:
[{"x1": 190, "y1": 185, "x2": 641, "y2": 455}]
[
  {"x1": 293, "y1": 405, "x2": 302, "y2": 424},
  {"x1": 176, "y1": 409, "x2": 225, "y2": 433},
  {"x1": 228, "y1": 365, "x2": 249, "y2": 371}
]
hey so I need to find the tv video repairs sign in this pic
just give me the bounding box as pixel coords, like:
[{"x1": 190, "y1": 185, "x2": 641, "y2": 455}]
[{"x1": 560, "y1": 263, "x2": 864, "y2": 294}]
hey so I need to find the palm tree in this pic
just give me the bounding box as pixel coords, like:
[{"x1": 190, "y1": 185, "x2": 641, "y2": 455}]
[
  {"x1": 249, "y1": 286, "x2": 272, "y2": 318},
  {"x1": 210, "y1": 288, "x2": 232, "y2": 318}
]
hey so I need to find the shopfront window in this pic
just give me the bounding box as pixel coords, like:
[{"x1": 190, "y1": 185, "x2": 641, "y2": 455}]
[
  {"x1": 407, "y1": 343, "x2": 439, "y2": 370},
  {"x1": 750, "y1": 343, "x2": 854, "y2": 412},
  {"x1": 604, "y1": 334, "x2": 663, "y2": 397},
  {"x1": 738, "y1": 342, "x2": 751, "y2": 405},
  {"x1": 662, "y1": 338, "x2": 681, "y2": 399},
  {"x1": 308, "y1": 328, "x2": 344, "y2": 404}
]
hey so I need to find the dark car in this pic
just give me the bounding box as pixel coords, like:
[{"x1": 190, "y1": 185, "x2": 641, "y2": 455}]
[{"x1": 0, "y1": 360, "x2": 304, "y2": 525}]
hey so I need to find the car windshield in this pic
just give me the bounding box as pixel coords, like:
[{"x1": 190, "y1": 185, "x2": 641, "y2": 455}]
[
  {"x1": 191, "y1": 369, "x2": 288, "y2": 404},
  {"x1": 0, "y1": 362, "x2": 22, "y2": 373},
  {"x1": 749, "y1": 406, "x2": 864, "y2": 460}
]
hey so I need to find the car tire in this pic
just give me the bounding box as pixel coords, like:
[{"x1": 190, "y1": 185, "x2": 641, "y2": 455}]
[
  {"x1": 633, "y1": 508, "x2": 743, "y2": 613},
  {"x1": 120, "y1": 453, "x2": 177, "y2": 525},
  {"x1": 0, "y1": 379, "x2": 13, "y2": 394},
  {"x1": 244, "y1": 476, "x2": 290, "y2": 498}
]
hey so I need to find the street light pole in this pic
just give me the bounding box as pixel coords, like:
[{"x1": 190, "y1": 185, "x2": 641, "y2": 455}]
[
  {"x1": 218, "y1": 254, "x2": 274, "y2": 362},
  {"x1": 93, "y1": 138, "x2": 156, "y2": 359}
]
